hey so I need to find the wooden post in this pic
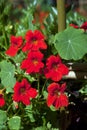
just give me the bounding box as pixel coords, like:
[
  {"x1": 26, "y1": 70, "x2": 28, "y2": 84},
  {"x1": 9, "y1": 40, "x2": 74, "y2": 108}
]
[{"x1": 57, "y1": 0, "x2": 66, "y2": 32}]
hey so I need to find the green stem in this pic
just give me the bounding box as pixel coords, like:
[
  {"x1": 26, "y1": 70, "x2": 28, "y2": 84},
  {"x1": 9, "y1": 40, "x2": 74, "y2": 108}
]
[
  {"x1": 0, "y1": 44, "x2": 7, "y2": 50},
  {"x1": 36, "y1": 74, "x2": 40, "y2": 97},
  {"x1": 3, "y1": 27, "x2": 8, "y2": 49},
  {"x1": 0, "y1": 52, "x2": 7, "y2": 59},
  {"x1": 57, "y1": 0, "x2": 66, "y2": 32},
  {"x1": 37, "y1": 76, "x2": 40, "y2": 94},
  {"x1": 42, "y1": 79, "x2": 48, "y2": 94},
  {"x1": 6, "y1": 103, "x2": 13, "y2": 113}
]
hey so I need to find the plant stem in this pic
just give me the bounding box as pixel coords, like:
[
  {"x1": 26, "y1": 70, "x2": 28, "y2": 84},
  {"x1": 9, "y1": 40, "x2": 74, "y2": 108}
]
[
  {"x1": 57, "y1": 0, "x2": 66, "y2": 32},
  {"x1": 6, "y1": 103, "x2": 13, "y2": 113},
  {"x1": 42, "y1": 79, "x2": 48, "y2": 94},
  {"x1": 36, "y1": 74, "x2": 40, "y2": 97},
  {"x1": 3, "y1": 27, "x2": 8, "y2": 49}
]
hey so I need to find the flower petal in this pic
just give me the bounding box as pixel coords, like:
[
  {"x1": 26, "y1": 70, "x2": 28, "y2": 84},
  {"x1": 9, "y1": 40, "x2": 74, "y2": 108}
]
[
  {"x1": 27, "y1": 88, "x2": 38, "y2": 98},
  {"x1": 47, "y1": 94, "x2": 56, "y2": 107},
  {"x1": 6, "y1": 46, "x2": 18, "y2": 56}
]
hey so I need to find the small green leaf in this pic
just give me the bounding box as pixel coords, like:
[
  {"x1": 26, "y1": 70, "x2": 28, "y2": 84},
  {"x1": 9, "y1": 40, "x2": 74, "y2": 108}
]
[
  {"x1": 32, "y1": 126, "x2": 47, "y2": 130},
  {"x1": 24, "y1": 73, "x2": 35, "y2": 82},
  {"x1": 50, "y1": 106, "x2": 56, "y2": 111},
  {"x1": 28, "y1": 13, "x2": 35, "y2": 30},
  {"x1": 43, "y1": 91, "x2": 48, "y2": 99},
  {"x1": 0, "y1": 110, "x2": 7, "y2": 125},
  {"x1": 8, "y1": 116, "x2": 21, "y2": 130},
  {"x1": 54, "y1": 27, "x2": 87, "y2": 60},
  {"x1": 79, "y1": 85, "x2": 87, "y2": 95},
  {"x1": 0, "y1": 60, "x2": 16, "y2": 92},
  {"x1": 27, "y1": 112, "x2": 35, "y2": 122},
  {"x1": 25, "y1": 105, "x2": 35, "y2": 122},
  {"x1": 47, "y1": 122, "x2": 52, "y2": 129}
]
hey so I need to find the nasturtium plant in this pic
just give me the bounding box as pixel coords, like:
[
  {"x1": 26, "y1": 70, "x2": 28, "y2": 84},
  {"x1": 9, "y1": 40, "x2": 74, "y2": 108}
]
[{"x1": 0, "y1": 0, "x2": 87, "y2": 130}]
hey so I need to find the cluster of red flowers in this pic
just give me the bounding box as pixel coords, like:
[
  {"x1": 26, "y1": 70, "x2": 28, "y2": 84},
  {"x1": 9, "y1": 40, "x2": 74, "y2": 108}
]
[
  {"x1": 70, "y1": 21, "x2": 87, "y2": 31},
  {"x1": 0, "y1": 30, "x2": 69, "y2": 109}
]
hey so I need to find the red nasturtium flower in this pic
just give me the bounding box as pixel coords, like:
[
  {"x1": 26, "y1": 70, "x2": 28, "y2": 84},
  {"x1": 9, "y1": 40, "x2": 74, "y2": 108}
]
[
  {"x1": 69, "y1": 23, "x2": 79, "y2": 29},
  {"x1": 0, "y1": 90, "x2": 5, "y2": 107},
  {"x1": 70, "y1": 22, "x2": 87, "y2": 31},
  {"x1": 0, "y1": 94, "x2": 5, "y2": 107},
  {"x1": 22, "y1": 30, "x2": 47, "y2": 51},
  {"x1": 80, "y1": 21, "x2": 87, "y2": 31},
  {"x1": 13, "y1": 78, "x2": 38, "y2": 105},
  {"x1": 47, "y1": 82, "x2": 68, "y2": 109},
  {"x1": 44, "y1": 55, "x2": 69, "y2": 81},
  {"x1": 6, "y1": 35, "x2": 23, "y2": 56},
  {"x1": 21, "y1": 51, "x2": 44, "y2": 74}
]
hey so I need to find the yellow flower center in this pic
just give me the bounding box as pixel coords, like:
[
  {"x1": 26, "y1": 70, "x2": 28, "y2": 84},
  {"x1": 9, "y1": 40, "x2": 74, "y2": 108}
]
[
  {"x1": 33, "y1": 59, "x2": 38, "y2": 65},
  {"x1": 31, "y1": 37, "x2": 38, "y2": 45},
  {"x1": 54, "y1": 90, "x2": 60, "y2": 96},
  {"x1": 53, "y1": 64, "x2": 58, "y2": 71}
]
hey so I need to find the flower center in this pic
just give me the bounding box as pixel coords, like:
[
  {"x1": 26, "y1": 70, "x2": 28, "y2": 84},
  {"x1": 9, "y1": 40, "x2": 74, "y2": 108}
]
[
  {"x1": 31, "y1": 37, "x2": 37, "y2": 45},
  {"x1": 33, "y1": 59, "x2": 38, "y2": 65},
  {"x1": 20, "y1": 87, "x2": 26, "y2": 94},
  {"x1": 52, "y1": 64, "x2": 58, "y2": 71},
  {"x1": 53, "y1": 89, "x2": 61, "y2": 96},
  {"x1": 13, "y1": 40, "x2": 18, "y2": 46},
  {"x1": 54, "y1": 90, "x2": 58, "y2": 96}
]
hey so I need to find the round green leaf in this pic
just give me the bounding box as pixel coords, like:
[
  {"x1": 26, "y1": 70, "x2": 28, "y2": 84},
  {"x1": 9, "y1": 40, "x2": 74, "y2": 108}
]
[
  {"x1": 0, "y1": 60, "x2": 16, "y2": 92},
  {"x1": 0, "y1": 110, "x2": 7, "y2": 125},
  {"x1": 54, "y1": 27, "x2": 87, "y2": 60},
  {"x1": 8, "y1": 116, "x2": 21, "y2": 130}
]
